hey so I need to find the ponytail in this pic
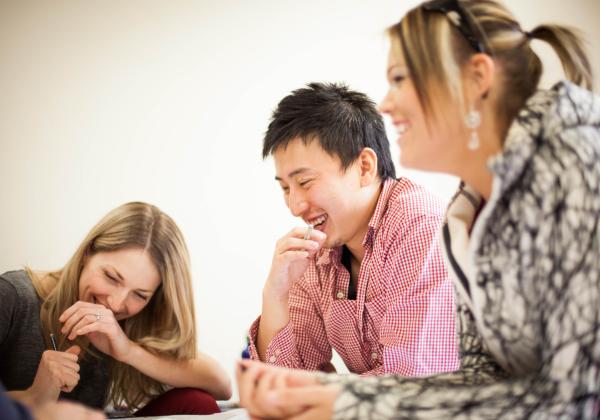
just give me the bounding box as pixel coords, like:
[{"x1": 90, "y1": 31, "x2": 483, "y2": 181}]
[{"x1": 528, "y1": 24, "x2": 593, "y2": 90}]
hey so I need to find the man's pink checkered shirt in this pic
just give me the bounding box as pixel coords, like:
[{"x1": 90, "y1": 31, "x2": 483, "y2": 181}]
[{"x1": 248, "y1": 178, "x2": 459, "y2": 376}]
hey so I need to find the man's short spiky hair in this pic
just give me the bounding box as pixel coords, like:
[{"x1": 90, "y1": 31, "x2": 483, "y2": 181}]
[{"x1": 262, "y1": 82, "x2": 396, "y2": 180}]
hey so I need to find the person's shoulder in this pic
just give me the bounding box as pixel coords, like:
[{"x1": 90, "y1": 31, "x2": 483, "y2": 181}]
[
  {"x1": 1, "y1": 270, "x2": 30, "y2": 282},
  {"x1": 374, "y1": 179, "x2": 446, "y2": 249},
  {"x1": 553, "y1": 81, "x2": 599, "y2": 123},
  {"x1": 385, "y1": 177, "x2": 446, "y2": 221},
  {"x1": 0, "y1": 272, "x2": 27, "y2": 328},
  {"x1": 532, "y1": 82, "x2": 600, "y2": 190},
  {"x1": 0, "y1": 270, "x2": 36, "y2": 300},
  {"x1": 532, "y1": 82, "x2": 600, "y2": 154}
]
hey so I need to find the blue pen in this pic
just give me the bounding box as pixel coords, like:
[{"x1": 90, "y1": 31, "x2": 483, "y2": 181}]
[
  {"x1": 239, "y1": 337, "x2": 251, "y2": 371},
  {"x1": 241, "y1": 347, "x2": 250, "y2": 360}
]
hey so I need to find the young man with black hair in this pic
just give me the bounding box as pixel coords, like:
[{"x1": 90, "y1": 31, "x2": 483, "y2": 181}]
[{"x1": 247, "y1": 83, "x2": 459, "y2": 376}]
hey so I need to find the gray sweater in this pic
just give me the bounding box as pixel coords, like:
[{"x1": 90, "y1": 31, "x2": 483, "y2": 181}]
[{"x1": 0, "y1": 270, "x2": 109, "y2": 409}]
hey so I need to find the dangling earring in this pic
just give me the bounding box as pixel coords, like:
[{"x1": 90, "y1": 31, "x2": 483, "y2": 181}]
[{"x1": 465, "y1": 104, "x2": 481, "y2": 150}]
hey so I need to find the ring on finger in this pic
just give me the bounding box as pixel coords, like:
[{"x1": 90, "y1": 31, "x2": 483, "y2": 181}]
[{"x1": 95, "y1": 312, "x2": 101, "y2": 322}]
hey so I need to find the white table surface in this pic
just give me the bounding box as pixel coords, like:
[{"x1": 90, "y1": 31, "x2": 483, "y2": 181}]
[{"x1": 117, "y1": 408, "x2": 249, "y2": 420}]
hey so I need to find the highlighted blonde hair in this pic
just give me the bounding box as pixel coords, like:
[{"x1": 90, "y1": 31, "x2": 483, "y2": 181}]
[
  {"x1": 29, "y1": 202, "x2": 196, "y2": 411},
  {"x1": 388, "y1": 0, "x2": 593, "y2": 132}
]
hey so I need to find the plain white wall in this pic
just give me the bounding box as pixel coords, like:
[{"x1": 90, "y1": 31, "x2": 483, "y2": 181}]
[{"x1": 1, "y1": 0, "x2": 598, "y2": 399}]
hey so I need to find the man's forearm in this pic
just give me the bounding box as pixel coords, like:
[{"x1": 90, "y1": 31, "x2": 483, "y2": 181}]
[{"x1": 256, "y1": 287, "x2": 290, "y2": 360}]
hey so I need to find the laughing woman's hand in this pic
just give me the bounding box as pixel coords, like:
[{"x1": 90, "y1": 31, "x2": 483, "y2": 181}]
[{"x1": 59, "y1": 301, "x2": 133, "y2": 362}]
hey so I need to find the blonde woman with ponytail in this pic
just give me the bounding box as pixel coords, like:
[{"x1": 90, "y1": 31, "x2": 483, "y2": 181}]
[
  {"x1": 0, "y1": 202, "x2": 231, "y2": 416},
  {"x1": 236, "y1": 0, "x2": 600, "y2": 418}
]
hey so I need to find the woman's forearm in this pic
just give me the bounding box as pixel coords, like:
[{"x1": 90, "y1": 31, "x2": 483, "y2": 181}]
[{"x1": 122, "y1": 343, "x2": 232, "y2": 400}]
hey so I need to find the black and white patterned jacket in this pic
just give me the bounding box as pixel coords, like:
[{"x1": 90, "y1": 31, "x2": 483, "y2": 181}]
[{"x1": 322, "y1": 81, "x2": 600, "y2": 419}]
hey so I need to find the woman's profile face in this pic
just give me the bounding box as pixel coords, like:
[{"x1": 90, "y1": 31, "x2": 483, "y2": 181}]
[
  {"x1": 379, "y1": 44, "x2": 466, "y2": 173},
  {"x1": 78, "y1": 247, "x2": 161, "y2": 320}
]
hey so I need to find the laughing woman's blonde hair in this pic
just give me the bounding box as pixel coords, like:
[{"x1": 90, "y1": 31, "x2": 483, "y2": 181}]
[
  {"x1": 27, "y1": 202, "x2": 196, "y2": 410},
  {"x1": 388, "y1": 0, "x2": 593, "y2": 133}
]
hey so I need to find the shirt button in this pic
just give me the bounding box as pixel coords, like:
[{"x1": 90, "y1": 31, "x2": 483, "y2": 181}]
[
  {"x1": 336, "y1": 291, "x2": 345, "y2": 299},
  {"x1": 275, "y1": 349, "x2": 281, "y2": 356},
  {"x1": 269, "y1": 355, "x2": 277, "y2": 363},
  {"x1": 371, "y1": 352, "x2": 378, "y2": 360}
]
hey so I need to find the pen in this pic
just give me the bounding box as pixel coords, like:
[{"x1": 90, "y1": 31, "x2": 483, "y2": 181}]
[
  {"x1": 303, "y1": 224, "x2": 313, "y2": 240},
  {"x1": 240, "y1": 337, "x2": 250, "y2": 371},
  {"x1": 50, "y1": 333, "x2": 58, "y2": 351}
]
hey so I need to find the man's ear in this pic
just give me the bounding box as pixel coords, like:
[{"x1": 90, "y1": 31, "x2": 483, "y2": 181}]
[
  {"x1": 463, "y1": 53, "x2": 495, "y2": 102},
  {"x1": 357, "y1": 147, "x2": 378, "y2": 187}
]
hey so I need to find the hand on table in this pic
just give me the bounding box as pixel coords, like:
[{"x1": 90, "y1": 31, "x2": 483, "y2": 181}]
[{"x1": 237, "y1": 360, "x2": 339, "y2": 420}]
